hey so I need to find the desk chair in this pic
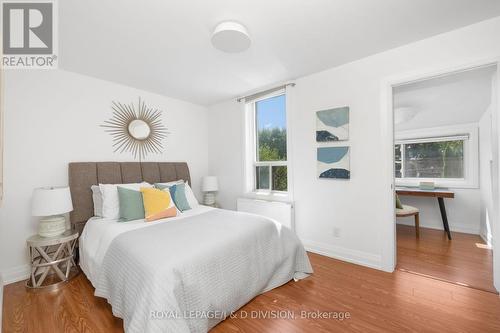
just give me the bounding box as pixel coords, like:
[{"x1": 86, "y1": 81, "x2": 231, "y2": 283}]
[{"x1": 396, "y1": 196, "x2": 420, "y2": 238}]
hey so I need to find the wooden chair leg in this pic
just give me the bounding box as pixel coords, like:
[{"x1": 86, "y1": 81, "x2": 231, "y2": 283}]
[{"x1": 414, "y1": 212, "x2": 420, "y2": 238}]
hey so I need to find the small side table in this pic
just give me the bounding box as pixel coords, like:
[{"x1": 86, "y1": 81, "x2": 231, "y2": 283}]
[{"x1": 26, "y1": 230, "x2": 79, "y2": 291}]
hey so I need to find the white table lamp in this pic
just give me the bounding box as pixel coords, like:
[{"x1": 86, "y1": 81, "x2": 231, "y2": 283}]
[
  {"x1": 202, "y1": 176, "x2": 218, "y2": 206},
  {"x1": 32, "y1": 186, "x2": 73, "y2": 237}
]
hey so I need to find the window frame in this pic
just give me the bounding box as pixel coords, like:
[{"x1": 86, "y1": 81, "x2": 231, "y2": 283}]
[
  {"x1": 395, "y1": 124, "x2": 479, "y2": 189},
  {"x1": 245, "y1": 90, "x2": 290, "y2": 197}
]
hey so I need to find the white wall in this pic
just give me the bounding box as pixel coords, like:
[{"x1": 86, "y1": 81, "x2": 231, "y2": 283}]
[
  {"x1": 393, "y1": 67, "x2": 495, "y2": 235},
  {"x1": 0, "y1": 69, "x2": 208, "y2": 283},
  {"x1": 479, "y1": 107, "x2": 494, "y2": 243},
  {"x1": 208, "y1": 16, "x2": 500, "y2": 271},
  {"x1": 397, "y1": 189, "x2": 481, "y2": 234},
  {"x1": 207, "y1": 99, "x2": 244, "y2": 210}
]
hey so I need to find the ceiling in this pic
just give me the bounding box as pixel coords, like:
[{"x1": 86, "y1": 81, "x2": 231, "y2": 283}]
[
  {"x1": 59, "y1": 0, "x2": 500, "y2": 105},
  {"x1": 394, "y1": 65, "x2": 496, "y2": 131}
]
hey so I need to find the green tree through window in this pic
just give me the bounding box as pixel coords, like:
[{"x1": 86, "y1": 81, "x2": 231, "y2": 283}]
[
  {"x1": 255, "y1": 95, "x2": 287, "y2": 191},
  {"x1": 395, "y1": 140, "x2": 464, "y2": 179}
]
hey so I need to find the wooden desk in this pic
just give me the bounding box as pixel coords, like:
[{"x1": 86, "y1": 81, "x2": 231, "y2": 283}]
[{"x1": 396, "y1": 187, "x2": 455, "y2": 240}]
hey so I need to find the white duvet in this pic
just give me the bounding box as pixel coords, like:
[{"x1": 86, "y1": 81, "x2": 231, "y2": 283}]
[{"x1": 79, "y1": 206, "x2": 313, "y2": 333}]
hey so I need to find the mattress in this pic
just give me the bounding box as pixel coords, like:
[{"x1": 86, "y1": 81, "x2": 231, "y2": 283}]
[{"x1": 79, "y1": 206, "x2": 313, "y2": 333}]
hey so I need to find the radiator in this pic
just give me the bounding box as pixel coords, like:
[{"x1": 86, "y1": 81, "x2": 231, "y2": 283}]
[{"x1": 237, "y1": 198, "x2": 294, "y2": 230}]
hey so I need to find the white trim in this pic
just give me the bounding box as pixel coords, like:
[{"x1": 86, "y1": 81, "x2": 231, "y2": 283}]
[
  {"x1": 380, "y1": 57, "x2": 500, "y2": 282},
  {"x1": 303, "y1": 239, "x2": 382, "y2": 270},
  {"x1": 480, "y1": 229, "x2": 493, "y2": 246},
  {"x1": 285, "y1": 88, "x2": 295, "y2": 202},
  {"x1": 243, "y1": 102, "x2": 253, "y2": 194},
  {"x1": 395, "y1": 123, "x2": 479, "y2": 188},
  {"x1": 493, "y1": 63, "x2": 500, "y2": 292},
  {"x1": 0, "y1": 23, "x2": 4, "y2": 208},
  {"x1": 0, "y1": 272, "x2": 3, "y2": 333},
  {"x1": 396, "y1": 221, "x2": 480, "y2": 235},
  {"x1": 1, "y1": 264, "x2": 30, "y2": 285},
  {"x1": 244, "y1": 91, "x2": 292, "y2": 198},
  {"x1": 396, "y1": 135, "x2": 470, "y2": 144},
  {"x1": 240, "y1": 191, "x2": 292, "y2": 203}
]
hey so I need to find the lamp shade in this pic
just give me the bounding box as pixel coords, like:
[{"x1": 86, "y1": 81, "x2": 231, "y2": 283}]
[
  {"x1": 202, "y1": 176, "x2": 218, "y2": 192},
  {"x1": 32, "y1": 186, "x2": 73, "y2": 216}
]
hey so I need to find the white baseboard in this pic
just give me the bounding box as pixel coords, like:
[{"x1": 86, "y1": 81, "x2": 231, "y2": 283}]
[
  {"x1": 396, "y1": 221, "x2": 480, "y2": 235},
  {"x1": 302, "y1": 239, "x2": 382, "y2": 270},
  {"x1": 1, "y1": 272, "x2": 3, "y2": 333},
  {"x1": 1, "y1": 264, "x2": 30, "y2": 285},
  {"x1": 480, "y1": 231, "x2": 493, "y2": 246}
]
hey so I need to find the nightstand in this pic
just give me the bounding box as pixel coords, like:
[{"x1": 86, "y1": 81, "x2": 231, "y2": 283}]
[{"x1": 26, "y1": 230, "x2": 79, "y2": 290}]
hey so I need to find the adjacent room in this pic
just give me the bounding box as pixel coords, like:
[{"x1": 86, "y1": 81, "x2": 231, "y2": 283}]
[
  {"x1": 393, "y1": 65, "x2": 497, "y2": 293},
  {"x1": 1, "y1": 1, "x2": 500, "y2": 333}
]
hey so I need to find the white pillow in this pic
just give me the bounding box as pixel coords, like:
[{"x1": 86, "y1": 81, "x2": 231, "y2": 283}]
[
  {"x1": 91, "y1": 185, "x2": 103, "y2": 217},
  {"x1": 99, "y1": 182, "x2": 152, "y2": 219},
  {"x1": 155, "y1": 179, "x2": 184, "y2": 187},
  {"x1": 184, "y1": 183, "x2": 200, "y2": 209}
]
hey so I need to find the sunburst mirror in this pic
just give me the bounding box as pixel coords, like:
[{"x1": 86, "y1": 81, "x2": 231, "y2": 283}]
[{"x1": 102, "y1": 98, "x2": 169, "y2": 160}]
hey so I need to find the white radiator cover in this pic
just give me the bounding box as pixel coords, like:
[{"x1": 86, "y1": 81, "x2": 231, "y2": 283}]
[{"x1": 237, "y1": 198, "x2": 294, "y2": 230}]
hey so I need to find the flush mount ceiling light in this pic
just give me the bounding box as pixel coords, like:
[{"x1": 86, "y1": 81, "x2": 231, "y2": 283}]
[{"x1": 211, "y1": 21, "x2": 251, "y2": 53}]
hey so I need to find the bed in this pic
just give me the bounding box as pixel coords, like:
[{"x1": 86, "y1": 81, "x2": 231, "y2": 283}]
[{"x1": 69, "y1": 162, "x2": 313, "y2": 333}]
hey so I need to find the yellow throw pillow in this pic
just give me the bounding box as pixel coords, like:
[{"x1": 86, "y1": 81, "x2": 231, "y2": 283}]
[{"x1": 140, "y1": 187, "x2": 177, "y2": 222}]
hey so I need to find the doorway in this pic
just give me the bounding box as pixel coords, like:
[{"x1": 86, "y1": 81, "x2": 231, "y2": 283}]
[{"x1": 391, "y1": 65, "x2": 498, "y2": 293}]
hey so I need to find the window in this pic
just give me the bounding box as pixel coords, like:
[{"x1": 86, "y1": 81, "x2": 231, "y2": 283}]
[
  {"x1": 250, "y1": 94, "x2": 288, "y2": 192},
  {"x1": 395, "y1": 138, "x2": 464, "y2": 179},
  {"x1": 394, "y1": 124, "x2": 478, "y2": 188}
]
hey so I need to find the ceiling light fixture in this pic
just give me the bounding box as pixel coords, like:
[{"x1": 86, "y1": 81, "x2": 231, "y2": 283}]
[{"x1": 211, "y1": 21, "x2": 251, "y2": 53}]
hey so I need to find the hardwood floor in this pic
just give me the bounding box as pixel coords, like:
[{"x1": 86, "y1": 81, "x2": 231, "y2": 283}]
[
  {"x1": 396, "y1": 224, "x2": 496, "y2": 293},
  {"x1": 3, "y1": 252, "x2": 500, "y2": 332}
]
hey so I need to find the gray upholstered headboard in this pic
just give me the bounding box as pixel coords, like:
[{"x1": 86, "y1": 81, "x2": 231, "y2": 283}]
[{"x1": 68, "y1": 162, "x2": 191, "y2": 234}]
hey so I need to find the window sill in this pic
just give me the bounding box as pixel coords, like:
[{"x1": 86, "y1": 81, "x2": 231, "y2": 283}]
[
  {"x1": 396, "y1": 179, "x2": 478, "y2": 190},
  {"x1": 243, "y1": 191, "x2": 292, "y2": 204}
]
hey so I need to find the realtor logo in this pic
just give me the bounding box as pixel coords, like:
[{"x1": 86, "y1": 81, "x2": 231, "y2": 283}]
[{"x1": 2, "y1": 0, "x2": 57, "y2": 68}]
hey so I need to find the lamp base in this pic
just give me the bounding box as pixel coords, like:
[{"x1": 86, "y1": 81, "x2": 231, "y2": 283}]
[
  {"x1": 38, "y1": 215, "x2": 66, "y2": 238},
  {"x1": 203, "y1": 192, "x2": 216, "y2": 206}
]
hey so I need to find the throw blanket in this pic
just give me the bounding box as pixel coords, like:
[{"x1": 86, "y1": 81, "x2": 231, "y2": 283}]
[{"x1": 93, "y1": 209, "x2": 313, "y2": 333}]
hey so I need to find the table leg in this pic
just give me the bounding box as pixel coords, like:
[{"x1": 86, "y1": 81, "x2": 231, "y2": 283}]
[
  {"x1": 36, "y1": 244, "x2": 67, "y2": 282},
  {"x1": 437, "y1": 197, "x2": 452, "y2": 240}
]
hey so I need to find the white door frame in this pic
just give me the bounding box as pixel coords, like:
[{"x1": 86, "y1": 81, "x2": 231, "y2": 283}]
[{"x1": 379, "y1": 57, "x2": 500, "y2": 292}]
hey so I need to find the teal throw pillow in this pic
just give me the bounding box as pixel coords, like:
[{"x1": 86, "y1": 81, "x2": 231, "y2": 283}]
[
  {"x1": 118, "y1": 186, "x2": 145, "y2": 221},
  {"x1": 169, "y1": 183, "x2": 191, "y2": 212}
]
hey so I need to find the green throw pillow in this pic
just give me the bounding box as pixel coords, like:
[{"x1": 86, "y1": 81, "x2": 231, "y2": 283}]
[
  {"x1": 169, "y1": 183, "x2": 191, "y2": 212},
  {"x1": 395, "y1": 194, "x2": 403, "y2": 209},
  {"x1": 118, "y1": 186, "x2": 145, "y2": 221}
]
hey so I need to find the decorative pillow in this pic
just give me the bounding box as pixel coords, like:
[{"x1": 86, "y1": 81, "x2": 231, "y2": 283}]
[
  {"x1": 99, "y1": 182, "x2": 152, "y2": 219},
  {"x1": 154, "y1": 180, "x2": 184, "y2": 190},
  {"x1": 140, "y1": 187, "x2": 177, "y2": 222},
  {"x1": 184, "y1": 183, "x2": 199, "y2": 209},
  {"x1": 155, "y1": 181, "x2": 199, "y2": 209},
  {"x1": 118, "y1": 187, "x2": 145, "y2": 221},
  {"x1": 396, "y1": 194, "x2": 403, "y2": 209},
  {"x1": 91, "y1": 185, "x2": 103, "y2": 217},
  {"x1": 169, "y1": 183, "x2": 191, "y2": 212}
]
